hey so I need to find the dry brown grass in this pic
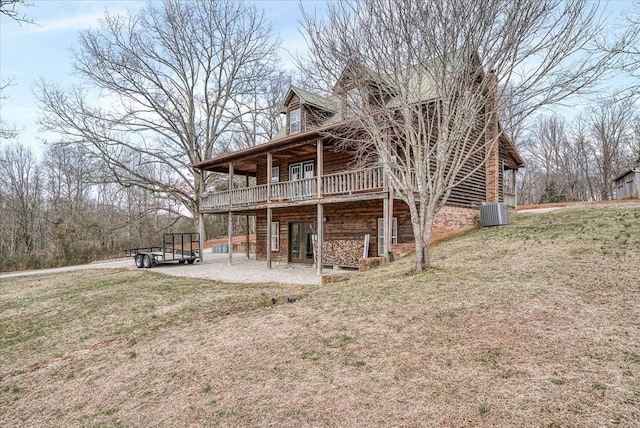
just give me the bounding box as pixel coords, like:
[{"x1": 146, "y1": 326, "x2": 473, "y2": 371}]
[{"x1": 1, "y1": 202, "x2": 639, "y2": 427}]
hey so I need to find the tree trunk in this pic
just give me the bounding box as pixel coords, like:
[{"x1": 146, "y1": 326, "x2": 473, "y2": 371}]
[{"x1": 411, "y1": 206, "x2": 435, "y2": 272}]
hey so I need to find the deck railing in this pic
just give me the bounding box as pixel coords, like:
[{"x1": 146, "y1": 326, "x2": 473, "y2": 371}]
[
  {"x1": 201, "y1": 167, "x2": 385, "y2": 211},
  {"x1": 229, "y1": 184, "x2": 268, "y2": 206},
  {"x1": 272, "y1": 178, "x2": 317, "y2": 201},
  {"x1": 322, "y1": 167, "x2": 384, "y2": 195},
  {"x1": 201, "y1": 191, "x2": 229, "y2": 209}
]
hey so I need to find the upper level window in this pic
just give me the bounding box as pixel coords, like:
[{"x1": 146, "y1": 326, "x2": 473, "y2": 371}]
[
  {"x1": 289, "y1": 108, "x2": 301, "y2": 134},
  {"x1": 271, "y1": 166, "x2": 280, "y2": 183}
]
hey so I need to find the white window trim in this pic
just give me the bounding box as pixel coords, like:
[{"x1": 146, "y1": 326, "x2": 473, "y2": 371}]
[
  {"x1": 289, "y1": 108, "x2": 300, "y2": 134},
  {"x1": 271, "y1": 221, "x2": 279, "y2": 251},
  {"x1": 271, "y1": 166, "x2": 280, "y2": 183},
  {"x1": 289, "y1": 161, "x2": 314, "y2": 181},
  {"x1": 377, "y1": 217, "x2": 398, "y2": 256}
]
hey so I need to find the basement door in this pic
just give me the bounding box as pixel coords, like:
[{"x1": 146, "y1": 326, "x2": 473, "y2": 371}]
[{"x1": 290, "y1": 222, "x2": 315, "y2": 264}]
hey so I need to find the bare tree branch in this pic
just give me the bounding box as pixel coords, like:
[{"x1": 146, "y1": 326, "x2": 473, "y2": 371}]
[
  {"x1": 0, "y1": 0, "x2": 32, "y2": 25},
  {"x1": 36, "y1": 0, "x2": 282, "y2": 232}
]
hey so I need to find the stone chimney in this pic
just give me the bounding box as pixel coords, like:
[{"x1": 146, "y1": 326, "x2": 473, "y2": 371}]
[{"x1": 485, "y1": 71, "x2": 500, "y2": 204}]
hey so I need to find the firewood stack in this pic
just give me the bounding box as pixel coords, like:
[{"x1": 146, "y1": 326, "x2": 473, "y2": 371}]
[{"x1": 315, "y1": 239, "x2": 364, "y2": 268}]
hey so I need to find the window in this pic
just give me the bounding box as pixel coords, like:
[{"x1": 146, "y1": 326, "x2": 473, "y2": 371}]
[
  {"x1": 377, "y1": 217, "x2": 398, "y2": 256},
  {"x1": 271, "y1": 166, "x2": 280, "y2": 183},
  {"x1": 289, "y1": 161, "x2": 315, "y2": 199},
  {"x1": 289, "y1": 161, "x2": 314, "y2": 180},
  {"x1": 270, "y1": 221, "x2": 279, "y2": 251},
  {"x1": 289, "y1": 108, "x2": 300, "y2": 134}
]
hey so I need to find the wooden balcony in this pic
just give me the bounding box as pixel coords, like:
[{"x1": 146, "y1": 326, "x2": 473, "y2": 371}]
[{"x1": 201, "y1": 167, "x2": 385, "y2": 213}]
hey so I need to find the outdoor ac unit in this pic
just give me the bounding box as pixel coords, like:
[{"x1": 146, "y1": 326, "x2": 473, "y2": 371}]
[{"x1": 480, "y1": 203, "x2": 509, "y2": 227}]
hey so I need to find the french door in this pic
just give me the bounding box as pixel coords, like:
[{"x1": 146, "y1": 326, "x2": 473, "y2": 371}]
[{"x1": 290, "y1": 222, "x2": 315, "y2": 264}]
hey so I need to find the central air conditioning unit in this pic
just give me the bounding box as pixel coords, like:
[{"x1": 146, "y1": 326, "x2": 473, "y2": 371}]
[{"x1": 480, "y1": 203, "x2": 509, "y2": 227}]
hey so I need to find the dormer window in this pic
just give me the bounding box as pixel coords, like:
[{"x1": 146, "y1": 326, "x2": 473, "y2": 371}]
[{"x1": 289, "y1": 108, "x2": 300, "y2": 134}]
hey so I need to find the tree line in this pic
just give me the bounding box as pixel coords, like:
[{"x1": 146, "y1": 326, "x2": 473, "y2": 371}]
[{"x1": 518, "y1": 97, "x2": 639, "y2": 205}]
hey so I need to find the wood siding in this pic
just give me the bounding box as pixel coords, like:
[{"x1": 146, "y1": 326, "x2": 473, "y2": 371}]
[
  {"x1": 615, "y1": 170, "x2": 640, "y2": 200},
  {"x1": 256, "y1": 200, "x2": 416, "y2": 263},
  {"x1": 254, "y1": 200, "x2": 478, "y2": 264},
  {"x1": 255, "y1": 144, "x2": 358, "y2": 186}
]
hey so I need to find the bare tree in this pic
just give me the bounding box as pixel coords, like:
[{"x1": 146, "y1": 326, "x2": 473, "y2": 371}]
[
  {"x1": 0, "y1": 143, "x2": 44, "y2": 258},
  {"x1": 299, "y1": 0, "x2": 627, "y2": 271},
  {"x1": 525, "y1": 115, "x2": 568, "y2": 200},
  {"x1": 0, "y1": 79, "x2": 19, "y2": 140},
  {"x1": 633, "y1": 116, "x2": 640, "y2": 163},
  {"x1": 36, "y1": 0, "x2": 281, "y2": 237},
  {"x1": 589, "y1": 97, "x2": 638, "y2": 199},
  {"x1": 1, "y1": 0, "x2": 33, "y2": 140},
  {"x1": 569, "y1": 118, "x2": 600, "y2": 201},
  {"x1": 228, "y1": 71, "x2": 291, "y2": 151},
  {"x1": 0, "y1": 0, "x2": 32, "y2": 25},
  {"x1": 610, "y1": 1, "x2": 640, "y2": 98}
]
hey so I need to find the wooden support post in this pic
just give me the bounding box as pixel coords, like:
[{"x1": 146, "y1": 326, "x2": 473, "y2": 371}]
[
  {"x1": 512, "y1": 169, "x2": 518, "y2": 208},
  {"x1": 227, "y1": 212, "x2": 233, "y2": 266},
  {"x1": 266, "y1": 153, "x2": 272, "y2": 203},
  {"x1": 266, "y1": 152, "x2": 272, "y2": 269},
  {"x1": 387, "y1": 182, "x2": 394, "y2": 257},
  {"x1": 198, "y1": 171, "x2": 205, "y2": 262},
  {"x1": 228, "y1": 162, "x2": 234, "y2": 266},
  {"x1": 382, "y1": 167, "x2": 390, "y2": 258},
  {"x1": 245, "y1": 175, "x2": 250, "y2": 260},
  {"x1": 316, "y1": 138, "x2": 323, "y2": 199},
  {"x1": 317, "y1": 138, "x2": 324, "y2": 275},
  {"x1": 266, "y1": 207, "x2": 272, "y2": 269},
  {"x1": 198, "y1": 212, "x2": 205, "y2": 262},
  {"x1": 228, "y1": 162, "x2": 234, "y2": 204},
  {"x1": 317, "y1": 203, "x2": 323, "y2": 275},
  {"x1": 382, "y1": 197, "x2": 389, "y2": 258},
  {"x1": 245, "y1": 215, "x2": 250, "y2": 260}
]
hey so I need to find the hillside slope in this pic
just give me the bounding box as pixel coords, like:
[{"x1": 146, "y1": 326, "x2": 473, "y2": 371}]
[{"x1": 1, "y1": 202, "x2": 639, "y2": 427}]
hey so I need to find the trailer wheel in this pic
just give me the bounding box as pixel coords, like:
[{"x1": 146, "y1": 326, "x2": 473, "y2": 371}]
[
  {"x1": 135, "y1": 254, "x2": 144, "y2": 268},
  {"x1": 187, "y1": 259, "x2": 195, "y2": 265},
  {"x1": 142, "y1": 254, "x2": 153, "y2": 268}
]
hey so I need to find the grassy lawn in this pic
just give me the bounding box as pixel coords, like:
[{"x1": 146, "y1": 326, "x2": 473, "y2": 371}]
[{"x1": 1, "y1": 202, "x2": 639, "y2": 427}]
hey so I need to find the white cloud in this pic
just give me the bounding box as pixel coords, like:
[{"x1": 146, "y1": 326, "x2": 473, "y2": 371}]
[{"x1": 25, "y1": 11, "x2": 106, "y2": 35}]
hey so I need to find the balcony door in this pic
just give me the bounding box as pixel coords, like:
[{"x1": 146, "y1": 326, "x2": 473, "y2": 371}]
[
  {"x1": 289, "y1": 161, "x2": 314, "y2": 199},
  {"x1": 290, "y1": 222, "x2": 315, "y2": 264}
]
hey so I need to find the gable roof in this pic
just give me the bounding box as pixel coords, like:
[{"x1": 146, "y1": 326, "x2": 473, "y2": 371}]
[
  {"x1": 195, "y1": 50, "x2": 525, "y2": 171},
  {"x1": 334, "y1": 48, "x2": 482, "y2": 108},
  {"x1": 281, "y1": 86, "x2": 339, "y2": 114},
  {"x1": 614, "y1": 163, "x2": 640, "y2": 182}
]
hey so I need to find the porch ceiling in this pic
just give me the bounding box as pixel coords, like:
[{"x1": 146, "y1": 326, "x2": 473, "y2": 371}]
[{"x1": 199, "y1": 141, "x2": 326, "y2": 176}]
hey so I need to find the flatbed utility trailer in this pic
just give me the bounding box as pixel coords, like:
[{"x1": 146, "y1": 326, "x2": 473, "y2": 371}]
[{"x1": 125, "y1": 233, "x2": 201, "y2": 268}]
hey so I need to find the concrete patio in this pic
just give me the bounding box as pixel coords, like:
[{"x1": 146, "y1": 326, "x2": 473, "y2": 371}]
[{"x1": 0, "y1": 253, "x2": 356, "y2": 285}]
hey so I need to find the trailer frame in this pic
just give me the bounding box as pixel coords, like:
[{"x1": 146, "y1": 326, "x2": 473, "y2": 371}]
[{"x1": 125, "y1": 233, "x2": 201, "y2": 268}]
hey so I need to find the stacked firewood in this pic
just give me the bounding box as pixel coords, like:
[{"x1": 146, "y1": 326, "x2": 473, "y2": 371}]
[{"x1": 316, "y1": 239, "x2": 364, "y2": 268}]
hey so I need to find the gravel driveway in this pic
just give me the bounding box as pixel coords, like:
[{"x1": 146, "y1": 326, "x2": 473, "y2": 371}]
[{"x1": 0, "y1": 253, "x2": 330, "y2": 285}]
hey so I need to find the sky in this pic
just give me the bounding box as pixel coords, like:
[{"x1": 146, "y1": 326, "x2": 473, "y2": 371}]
[
  {"x1": 0, "y1": 0, "x2": 637, "y2": 158},
  {"x1": 0, "y1": 0, "x2": 325, "y2": 156}
]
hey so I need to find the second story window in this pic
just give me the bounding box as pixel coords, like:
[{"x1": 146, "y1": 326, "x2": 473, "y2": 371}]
[{"x1": 289, "y1": 108, "x2": 301, "y2": 134}]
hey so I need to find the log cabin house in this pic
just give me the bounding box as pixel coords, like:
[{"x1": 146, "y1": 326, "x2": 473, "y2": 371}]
[{"x1": 193, "y1": 59, "x2": 524, "y2": 274}]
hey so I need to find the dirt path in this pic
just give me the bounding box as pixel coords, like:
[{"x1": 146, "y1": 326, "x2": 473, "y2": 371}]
[{"x1": 0, "y1": 259, "x2": 133, "y2": 279}]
